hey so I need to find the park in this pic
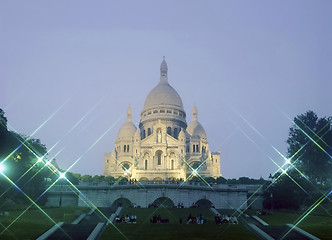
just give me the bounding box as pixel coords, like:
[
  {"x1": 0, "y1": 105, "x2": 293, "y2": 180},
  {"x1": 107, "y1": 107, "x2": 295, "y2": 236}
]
[{"x1": 1, "y1": 1, "x2": 332, "y2": 239}]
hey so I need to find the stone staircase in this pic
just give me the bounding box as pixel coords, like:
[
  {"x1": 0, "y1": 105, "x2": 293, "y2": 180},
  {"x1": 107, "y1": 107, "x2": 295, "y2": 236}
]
[
  {"x1": 213, "y1": 209, "x2": 317, "y2": 240},
  {"x1": 37, "y1": 207, "x2": 117, "y2": 240},
  {"x1": 259, "y1": 225, "x2": 310, "y2": 240}
]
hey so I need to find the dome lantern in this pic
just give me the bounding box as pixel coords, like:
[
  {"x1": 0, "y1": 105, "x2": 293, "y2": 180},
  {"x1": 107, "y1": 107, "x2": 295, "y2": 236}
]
[
  {"x1": 127, "y1": 105, "x2": 132, "y2": 122},
  {"x1": 160, "y1": 56, "x2": 168, "y2": 83},
  {"x1": 192, "y1": 104, "x2": 198, "y2": 121}
]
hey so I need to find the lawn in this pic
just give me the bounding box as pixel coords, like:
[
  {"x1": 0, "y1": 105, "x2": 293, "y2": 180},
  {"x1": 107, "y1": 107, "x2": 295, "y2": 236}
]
[
  {"x1": 256, "y1": 211, "x2": 332, "y2": 240},
  {"x1": 0, "y1": 206, "x2": 89, "y2": 240},
  {"x1": 102, "y1": 208, "x2": 258, "y2": 240}
]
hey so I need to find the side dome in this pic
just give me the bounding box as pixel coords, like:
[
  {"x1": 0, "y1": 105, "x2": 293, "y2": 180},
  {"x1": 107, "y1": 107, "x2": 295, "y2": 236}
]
[
  {"x1": 117, "y1": 106, "x2": 137, "y2": 140},
  {"x1": 117, "y1": 122, "x2": 137, "y2": 140},
  {"x1": 186, "y1": 105, "x2": 207, "y2": 139},
  {"x1": 187, "y1": 121, "x2": 207, "y2": 139}
]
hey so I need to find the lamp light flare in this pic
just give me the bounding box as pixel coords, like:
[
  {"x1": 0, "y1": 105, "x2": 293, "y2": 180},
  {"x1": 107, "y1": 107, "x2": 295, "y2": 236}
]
[
  {"x1": 37, "y1": 157, "x2": 43, "y2": 163},
  {"x1": 59, "y1": 172, "x2": 66, "y2": 179},
  {"x1": 0, "y1": 163, "x2": 4, "y2": 173},
  {"x1": 285, "y1": 158, "x2": 291, "y2": 164},
  {"x1": 193, "y1": 169, "x2": 198, "y2": 176}
]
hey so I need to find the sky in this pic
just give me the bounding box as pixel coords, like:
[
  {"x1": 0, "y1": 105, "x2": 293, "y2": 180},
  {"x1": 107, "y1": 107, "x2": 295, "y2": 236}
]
[{"x1": 1, "y1": 1, "x2": 331, "y2": 179}]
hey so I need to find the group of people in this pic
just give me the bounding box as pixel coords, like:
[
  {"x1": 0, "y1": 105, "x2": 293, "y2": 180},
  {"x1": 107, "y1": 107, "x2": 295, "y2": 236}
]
[
  {"x1": 115, "y1": 214, "x2": 137, "y2": 223},
  {"x1": 150, "y1": 214, "x2": 169, "y2": 224},
  {"x1": 184, "y1": 214, "x2": 206, "y2": 224},
  {"x1": 214, "y1": 215, "x2": 238, "y2": 224},
  {"x1": 176, "y1": 202, "x2": 184, "y2": 208}
]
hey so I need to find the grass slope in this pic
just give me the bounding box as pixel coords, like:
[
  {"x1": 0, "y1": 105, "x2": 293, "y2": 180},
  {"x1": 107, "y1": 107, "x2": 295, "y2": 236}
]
[
  {"x1": 257, "y1": 211, "x2": 332, "y2": 240},
  {"x1": 0, "y1": 206, "x2": 89, "y2": 240}
]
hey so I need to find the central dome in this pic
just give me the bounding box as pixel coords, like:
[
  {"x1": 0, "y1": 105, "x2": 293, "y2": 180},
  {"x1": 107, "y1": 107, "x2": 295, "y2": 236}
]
[
  {"x1": 139, "y1": 58, "x2": 187, "y2": 135},
  {"x1": 143, "y1": 58, "x2": 184, "y2": 112},
  {"x1": 143, "y1": 82, "x2": 184, "y2": 110}
]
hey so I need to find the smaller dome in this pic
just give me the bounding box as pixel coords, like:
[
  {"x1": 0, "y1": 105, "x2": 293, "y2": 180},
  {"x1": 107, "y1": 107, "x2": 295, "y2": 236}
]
[
  {"x1": 117, "y1": 106, "x2": 137, "y2": 139},
  {"x1": 117, "y1": 122, "x2": 137, "y2": 139},
  {"x1": 186, "y1": 105, "x2": 207, "y2": 139},
  {"x1": 187, "y1": 121, "x2": 206, "y2": 139}
]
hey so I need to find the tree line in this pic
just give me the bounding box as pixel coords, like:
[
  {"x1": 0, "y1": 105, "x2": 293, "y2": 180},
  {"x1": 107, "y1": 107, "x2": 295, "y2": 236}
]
[{"x1": 1, "y1": 108, "x2": 330, "y2": 210}]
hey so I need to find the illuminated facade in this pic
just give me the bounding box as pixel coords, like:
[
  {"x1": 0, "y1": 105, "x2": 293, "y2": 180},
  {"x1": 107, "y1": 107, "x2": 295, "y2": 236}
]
[{"x1": 104, "y1": 58, "x2": 221, "y2": 180}]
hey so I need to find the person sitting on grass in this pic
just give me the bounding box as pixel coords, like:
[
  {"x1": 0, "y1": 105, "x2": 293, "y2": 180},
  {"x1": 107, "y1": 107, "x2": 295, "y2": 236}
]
[
  {"x1": 231, "y1": 216, "x2": 238, "y2": 224},
  {"x1": 186, "y1": 214, "x2": 194, "y2": 224},
  {"x1": 130, "y1": 214, "x2": 137, "y2": 223},
  {"x1": 115, "y1": 215, "x2": 121, "y2": 223},
  {"x1": 198, "y1": 214, "x2": 204, "y2": 224}
]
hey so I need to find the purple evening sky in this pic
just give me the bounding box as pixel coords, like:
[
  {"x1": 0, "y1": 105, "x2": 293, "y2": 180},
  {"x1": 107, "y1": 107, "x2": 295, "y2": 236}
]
[{"x1": 1, "y1": 1, "x2": 331, "y2": 179}]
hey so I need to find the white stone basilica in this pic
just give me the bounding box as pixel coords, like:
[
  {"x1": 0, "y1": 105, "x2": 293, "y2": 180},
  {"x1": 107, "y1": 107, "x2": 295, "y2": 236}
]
[{"x1": 104, "y1": 58, "x2": 221, "y2": 180}]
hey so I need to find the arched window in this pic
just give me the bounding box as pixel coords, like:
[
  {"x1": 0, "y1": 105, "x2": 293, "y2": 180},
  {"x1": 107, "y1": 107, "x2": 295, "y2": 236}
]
[
  {"x1": 156, "y1": 150, "x2": 162, "y2": 165},
  {"x1": 122, "y1": 163, "x2": 130, "y2": 171},
  {"x1": 148, "y1": 128, "x2": 151, "y2": 136},
  {"x1": 142, "y1": 130, "x2": 146, "y2": 139},
  {"x1": 174, "y1": 128, "x2": 178, "y2": 139},
  {"x1": 124, "y1": 145, "x2": 126, "y2": 152},
  {"x1": 127, "y1": 145, "x2": 129, "y2": 152},
  {"x1": 171, "y1": 160, "x2": 174, "y2": 170},
  {"x1": 145, "y1": 160, "x2": 148, "y2": 170},
  {"x1": 167, "y1": 127, "x2": 172, "y2": 135}
]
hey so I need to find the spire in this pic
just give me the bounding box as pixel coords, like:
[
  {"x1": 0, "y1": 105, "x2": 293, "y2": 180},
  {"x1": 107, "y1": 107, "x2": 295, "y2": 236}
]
[
  {"x1": 126, "y1": 105, "x2": 132, "y2": 122},
  {"x1": 160, "y1": 56, "x2": 168, "y2": 83},
  {"x1": 192, "y1": 104, "x2": 198, "y2": 121}
]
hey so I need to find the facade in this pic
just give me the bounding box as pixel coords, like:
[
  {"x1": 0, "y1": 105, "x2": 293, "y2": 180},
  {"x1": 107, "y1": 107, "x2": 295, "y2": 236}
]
[{"x1": 104, "y1": 58, "x2": 221, "y2": 180}]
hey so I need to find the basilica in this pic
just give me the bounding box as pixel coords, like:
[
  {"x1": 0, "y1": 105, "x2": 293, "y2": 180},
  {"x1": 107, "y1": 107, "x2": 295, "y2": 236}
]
[{"x1": 104, "y1": 58, "x2": 221, "y2": 181}]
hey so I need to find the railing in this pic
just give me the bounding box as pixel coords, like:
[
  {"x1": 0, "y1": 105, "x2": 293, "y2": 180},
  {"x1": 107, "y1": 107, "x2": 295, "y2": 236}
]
[{"x1": 46, "y1": 181, "x2": 262, "y2": 193}]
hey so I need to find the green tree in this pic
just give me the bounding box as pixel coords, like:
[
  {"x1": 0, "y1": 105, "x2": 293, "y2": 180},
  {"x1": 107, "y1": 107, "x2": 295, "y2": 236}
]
[
  {"x1": 264, "y1": 169, "x2": 314, "y2": 210},
  {"x1": 287, "y1": 111, "x2": 332, "y2": 185},
  {"x1": 81, "y1": 174, "x2": 92, "y2": 182},
  {"x1": 92, "y1": 175, "x2": 105, "y2": 182},
  {"x1": 0, "y1": 109, "x2": 54, "y2": 205},
  {"x1": 215, "y1": 176, "x2": 227, "y2": 184}
]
